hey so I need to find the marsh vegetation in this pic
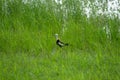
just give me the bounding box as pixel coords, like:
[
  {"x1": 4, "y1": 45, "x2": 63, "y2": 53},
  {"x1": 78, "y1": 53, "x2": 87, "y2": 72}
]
[{"x1": 0, "y1": 0, "x2": 120, "y2": 80}]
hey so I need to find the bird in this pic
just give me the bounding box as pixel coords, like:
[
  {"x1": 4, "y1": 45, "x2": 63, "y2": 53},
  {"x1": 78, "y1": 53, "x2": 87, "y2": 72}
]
[{"x1": 55, "y1": 34, "x2": 68, "y2": 47}]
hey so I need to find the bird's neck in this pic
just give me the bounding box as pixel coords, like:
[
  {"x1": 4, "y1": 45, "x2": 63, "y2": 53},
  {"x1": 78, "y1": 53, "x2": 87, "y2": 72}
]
[{"x1": 55, "y1": 37, "x2": 59, "y2": 40}]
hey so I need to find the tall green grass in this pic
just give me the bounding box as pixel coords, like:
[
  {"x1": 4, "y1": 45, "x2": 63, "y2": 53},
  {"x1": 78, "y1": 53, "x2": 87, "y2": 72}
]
[{"x1": 0, "y1": 0, "x2": 120, "y2": 80}]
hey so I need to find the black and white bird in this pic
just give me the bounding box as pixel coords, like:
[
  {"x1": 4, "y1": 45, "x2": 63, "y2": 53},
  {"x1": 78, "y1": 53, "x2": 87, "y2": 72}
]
[{"x1": 55, "y1": 34, "x2": 68, "y2": 47}]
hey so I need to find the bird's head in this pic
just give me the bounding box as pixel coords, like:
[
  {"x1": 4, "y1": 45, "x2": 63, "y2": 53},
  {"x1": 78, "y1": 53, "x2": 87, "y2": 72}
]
[{"x1": 55, "y1": 33, "x2": 59, "y2": 40}]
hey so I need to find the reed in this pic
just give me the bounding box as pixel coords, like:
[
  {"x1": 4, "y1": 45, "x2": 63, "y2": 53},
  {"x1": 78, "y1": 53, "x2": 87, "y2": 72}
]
[{"x1": 0, "y1": 0, "x2": 120, "y2": 80}]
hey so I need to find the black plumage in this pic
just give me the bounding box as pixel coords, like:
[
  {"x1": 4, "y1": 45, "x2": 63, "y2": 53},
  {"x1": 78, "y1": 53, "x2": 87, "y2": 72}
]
[{"x1": 56, "y1": 39, "x2": 68, "y2": 47}]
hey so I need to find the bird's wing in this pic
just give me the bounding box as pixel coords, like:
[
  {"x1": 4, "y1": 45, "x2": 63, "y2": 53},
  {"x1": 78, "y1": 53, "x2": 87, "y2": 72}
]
[{"x1": 58, "y1": 41, "x2": 64, "y2": 46}]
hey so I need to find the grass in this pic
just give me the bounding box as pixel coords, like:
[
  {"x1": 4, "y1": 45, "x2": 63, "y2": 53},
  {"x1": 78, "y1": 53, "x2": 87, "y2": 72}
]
[
  {"x1": 0, "y1": 49, "x2": 120, "y2": 80},
  {"x1": 0, "y1": 0, "x2": 120, "y2": 80}
]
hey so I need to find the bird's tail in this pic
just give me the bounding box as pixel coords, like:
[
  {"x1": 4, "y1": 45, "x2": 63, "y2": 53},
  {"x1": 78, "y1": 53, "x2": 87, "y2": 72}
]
[{"x1": 65, "y1": 43, "x2": 69, "y2": 46}]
